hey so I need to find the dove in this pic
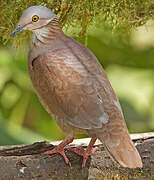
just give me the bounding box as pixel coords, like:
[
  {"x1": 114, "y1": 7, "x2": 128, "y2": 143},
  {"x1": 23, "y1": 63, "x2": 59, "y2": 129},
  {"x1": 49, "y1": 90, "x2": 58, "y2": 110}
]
[{"x1": 11, "y1": 5, "x2": 143, "y2": 168}]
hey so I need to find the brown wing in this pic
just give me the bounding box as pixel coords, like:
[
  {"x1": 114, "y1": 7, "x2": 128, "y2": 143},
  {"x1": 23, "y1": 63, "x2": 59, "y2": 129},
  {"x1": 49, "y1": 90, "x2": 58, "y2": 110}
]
[{"x1": 29, "y1": 36, "x2": 119, "y2": 130}]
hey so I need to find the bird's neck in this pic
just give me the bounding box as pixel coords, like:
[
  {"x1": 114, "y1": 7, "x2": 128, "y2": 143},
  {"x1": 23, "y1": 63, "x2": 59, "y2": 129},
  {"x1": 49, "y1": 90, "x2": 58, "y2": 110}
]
[{"x1": 31, "y1": 16, "x2": 64, "y2": 47}]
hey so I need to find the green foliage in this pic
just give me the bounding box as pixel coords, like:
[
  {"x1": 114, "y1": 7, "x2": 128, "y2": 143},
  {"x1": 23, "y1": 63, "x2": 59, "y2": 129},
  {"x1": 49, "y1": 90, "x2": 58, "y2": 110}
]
[
  {"x1": 87, "y1": 28, "x2": 154, "y2": 69},
  {"x1": 0, "y1": 116, "x2": 46, "y2": 145},
  {"x1": 0, "y1": 0, "x2": 154, "y2": 47}
]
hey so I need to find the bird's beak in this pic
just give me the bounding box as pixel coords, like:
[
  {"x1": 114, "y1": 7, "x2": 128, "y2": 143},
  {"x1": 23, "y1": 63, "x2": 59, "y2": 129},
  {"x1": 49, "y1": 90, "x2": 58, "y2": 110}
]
[{"x1": 10, "y1": 25, "x2": 25, "y2": 37}]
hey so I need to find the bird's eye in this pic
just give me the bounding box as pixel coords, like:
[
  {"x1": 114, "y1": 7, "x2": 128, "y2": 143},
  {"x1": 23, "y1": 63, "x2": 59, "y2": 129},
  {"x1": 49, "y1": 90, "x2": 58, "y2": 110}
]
[{"x1": 32, "y1": 15, "x2": 39, "y2": 22}]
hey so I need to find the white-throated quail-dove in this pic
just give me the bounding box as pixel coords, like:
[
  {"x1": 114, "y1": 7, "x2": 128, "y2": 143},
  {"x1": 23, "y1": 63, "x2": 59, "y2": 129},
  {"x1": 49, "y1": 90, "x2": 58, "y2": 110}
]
[{"x1": 11, "y1": 6, "x2": 143, "y2": 168}]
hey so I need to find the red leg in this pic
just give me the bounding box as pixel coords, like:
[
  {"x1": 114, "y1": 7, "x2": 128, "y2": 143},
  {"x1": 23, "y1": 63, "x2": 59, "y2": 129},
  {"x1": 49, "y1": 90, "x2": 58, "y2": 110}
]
[
  {"x1": 67, "y1": 137, "x2": 98, "y2": 168},
  {"x1": 44, "y1": 135, "x2": 74, "y2": 164}
]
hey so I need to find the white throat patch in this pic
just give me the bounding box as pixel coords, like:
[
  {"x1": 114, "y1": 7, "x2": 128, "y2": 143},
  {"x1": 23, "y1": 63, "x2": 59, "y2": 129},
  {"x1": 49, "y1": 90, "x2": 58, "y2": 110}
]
[{"x1": 32, "y1": 27, "x2": 49, "y2": 44}]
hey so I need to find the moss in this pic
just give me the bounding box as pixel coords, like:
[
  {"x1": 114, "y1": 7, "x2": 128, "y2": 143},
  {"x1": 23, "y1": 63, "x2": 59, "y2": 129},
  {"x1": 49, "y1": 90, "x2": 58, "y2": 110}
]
[{"x1": 0, "y1": 0, "x2": 154, "y2": 47}]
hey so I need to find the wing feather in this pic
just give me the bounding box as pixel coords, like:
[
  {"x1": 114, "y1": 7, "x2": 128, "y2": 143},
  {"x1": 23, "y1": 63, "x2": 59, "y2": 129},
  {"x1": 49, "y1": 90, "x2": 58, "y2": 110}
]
[{"x1": 29, "y1": 36, "x2": 119, "y2": 130}]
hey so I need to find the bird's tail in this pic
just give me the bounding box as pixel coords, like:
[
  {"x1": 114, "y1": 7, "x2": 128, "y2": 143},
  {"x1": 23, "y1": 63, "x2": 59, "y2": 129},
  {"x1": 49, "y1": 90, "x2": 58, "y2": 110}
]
[{"x1": 96, "y1": 129, "x2": 143, "y2": 168}]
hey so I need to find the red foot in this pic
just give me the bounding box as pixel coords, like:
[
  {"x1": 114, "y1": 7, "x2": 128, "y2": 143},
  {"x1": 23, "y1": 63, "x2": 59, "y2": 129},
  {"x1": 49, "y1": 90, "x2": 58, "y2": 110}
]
[
  {"x1": 67, "y1": 145, "x2": 98, "y2": 168},
  {"x1": 44, "y1": 135, "x2": 74, "y2": 164},
  {"x1": 44, "y1": 147, "x2": 69, "y2": 164},
  {"x1": 44, "y1": 137, "x2": 98, "y2": 168}
]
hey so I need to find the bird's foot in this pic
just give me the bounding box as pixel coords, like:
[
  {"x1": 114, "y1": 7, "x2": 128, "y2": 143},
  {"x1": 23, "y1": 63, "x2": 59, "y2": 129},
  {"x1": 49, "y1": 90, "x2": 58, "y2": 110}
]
[
  {"x1": 67, "y1": 146, "x2": 98, "y2": 168},
  {"x1": 44, "y1": 135, "x2": 74, "y2": 164},
  {"x1": 44, "y1": 147, "x2": 69, "y2": 164}
]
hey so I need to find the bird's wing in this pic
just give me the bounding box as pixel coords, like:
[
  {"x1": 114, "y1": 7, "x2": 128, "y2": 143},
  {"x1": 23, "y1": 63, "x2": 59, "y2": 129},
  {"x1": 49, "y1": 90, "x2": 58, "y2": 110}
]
[{"x1": 33, "y1": 36, "x2": 120, "y2": 130}]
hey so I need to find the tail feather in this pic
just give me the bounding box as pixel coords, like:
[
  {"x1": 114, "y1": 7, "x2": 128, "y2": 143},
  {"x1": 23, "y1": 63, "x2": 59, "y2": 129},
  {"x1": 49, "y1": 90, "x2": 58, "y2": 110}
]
[{"x1": 97, "y1": 132, "x2": 143, "y2": 168}]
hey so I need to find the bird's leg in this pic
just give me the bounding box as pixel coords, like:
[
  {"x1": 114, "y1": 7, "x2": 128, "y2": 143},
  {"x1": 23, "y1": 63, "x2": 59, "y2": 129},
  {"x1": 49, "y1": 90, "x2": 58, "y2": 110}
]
[
  {"x1": 67, "y1": 137, "x2": 98, "y2": 168},
  {"x1": 44, "y1": 135, "x2": 74, "y2": 164}
]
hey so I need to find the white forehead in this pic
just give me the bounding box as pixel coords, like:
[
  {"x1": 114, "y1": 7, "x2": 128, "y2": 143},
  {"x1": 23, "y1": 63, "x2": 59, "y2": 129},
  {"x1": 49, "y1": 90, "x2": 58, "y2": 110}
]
[{"x1": 21, "y1": 6, "x2": 55, "y2": 19}]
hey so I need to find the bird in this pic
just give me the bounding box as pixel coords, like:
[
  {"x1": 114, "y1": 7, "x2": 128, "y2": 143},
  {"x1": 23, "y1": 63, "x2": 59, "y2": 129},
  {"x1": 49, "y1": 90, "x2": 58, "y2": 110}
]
[{"x1": 11, "y1": 5, "x2": 143, "y2": 168}]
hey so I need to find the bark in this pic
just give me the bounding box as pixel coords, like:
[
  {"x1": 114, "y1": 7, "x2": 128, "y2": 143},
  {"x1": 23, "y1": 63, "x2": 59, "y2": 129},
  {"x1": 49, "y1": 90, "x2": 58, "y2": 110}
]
[{"x1": 0, "y1": 132, "x2": 154, "y2": 180}]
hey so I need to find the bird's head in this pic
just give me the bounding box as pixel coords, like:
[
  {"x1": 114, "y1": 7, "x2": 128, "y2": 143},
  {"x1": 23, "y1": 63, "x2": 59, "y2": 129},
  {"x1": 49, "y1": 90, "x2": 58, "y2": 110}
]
[{"x1": 11, "y1": 6, "x2": 56, "y2": 37}]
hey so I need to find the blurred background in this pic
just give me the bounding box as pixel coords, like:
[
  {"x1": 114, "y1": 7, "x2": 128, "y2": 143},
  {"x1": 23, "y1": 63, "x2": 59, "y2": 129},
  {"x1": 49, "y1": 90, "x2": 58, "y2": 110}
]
[{"x1": 0, "y1": 17, "x2": 154, "y2": 146}]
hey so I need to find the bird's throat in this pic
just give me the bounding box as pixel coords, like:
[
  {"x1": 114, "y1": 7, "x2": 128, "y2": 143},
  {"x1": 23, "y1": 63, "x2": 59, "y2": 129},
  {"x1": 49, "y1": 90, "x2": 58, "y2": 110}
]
[{"x1": 32, "y1": 26, "x2": 49, "y2": 45}]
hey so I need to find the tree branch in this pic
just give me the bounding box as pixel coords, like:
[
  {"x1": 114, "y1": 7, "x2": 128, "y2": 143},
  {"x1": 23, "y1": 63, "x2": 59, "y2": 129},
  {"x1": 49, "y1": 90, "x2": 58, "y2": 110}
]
[{"x1": 0, "y1": 132, "x2": 154, "y2": 180}]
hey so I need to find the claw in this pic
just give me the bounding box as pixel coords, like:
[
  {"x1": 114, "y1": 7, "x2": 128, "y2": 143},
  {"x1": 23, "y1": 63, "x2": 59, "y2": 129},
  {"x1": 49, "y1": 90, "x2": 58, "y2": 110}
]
[
  {"x1": 67, "y1": 138, "x2": 98, "y2": 168},
  {"x1": 44, "y1": 135, "x2": 74, "y2": 164},
  {"x1": 82, "y1": 146, "x2": 99, "y2": 168},
  {"x1": 44, "y1": 148, "x2": 69, "y2": 164}
]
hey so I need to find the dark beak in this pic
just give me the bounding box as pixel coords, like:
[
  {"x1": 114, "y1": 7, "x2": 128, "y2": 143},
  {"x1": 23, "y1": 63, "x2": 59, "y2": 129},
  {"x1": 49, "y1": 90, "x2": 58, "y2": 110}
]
[{"x1": 10, "y1": 25, "x2": 25, "y2": 37}]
